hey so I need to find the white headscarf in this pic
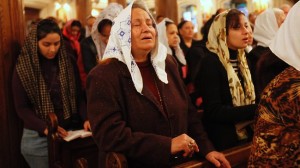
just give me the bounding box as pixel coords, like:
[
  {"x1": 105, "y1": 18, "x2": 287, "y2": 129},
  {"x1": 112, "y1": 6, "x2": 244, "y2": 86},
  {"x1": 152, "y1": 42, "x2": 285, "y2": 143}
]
[
  {"x1": 157, "y1": 18, "x2": 186, "y2": 65},
  {"x1": 270, "y1": 1, "x2": 300, "y2": 71},
  {"x1": 103, "y1": 0, "x2": 168, "y2": 94},
  {"x1": 253, "y1": 8, "x2": 282, "y2": 47},
  {"x1": 91, "y1": 3, "x2": 123, "y2": 60}
]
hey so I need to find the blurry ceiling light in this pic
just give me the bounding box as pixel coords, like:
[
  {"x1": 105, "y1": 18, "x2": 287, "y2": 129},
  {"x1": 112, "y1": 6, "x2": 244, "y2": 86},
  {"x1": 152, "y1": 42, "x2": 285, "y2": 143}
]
[
  {"x1": 63, "y1": 3, "x2": 71, "y2": 11},
  {"x1": 91, "y1": 9, "x2": 100, "y2": 16},
  {"x1": 55, "y1": 2, "x2": 62, "y2": 10},
  {"x1": 200, "y1": 0, "x2": 213, "y2": 14}
]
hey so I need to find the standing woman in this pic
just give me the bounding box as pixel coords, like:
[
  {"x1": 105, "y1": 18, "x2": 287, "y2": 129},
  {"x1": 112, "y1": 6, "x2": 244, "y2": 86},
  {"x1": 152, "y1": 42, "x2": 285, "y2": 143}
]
[
  {"x1": 157, "y1": 18, "x2": 187, "y2": 81},
  {"x1": 62, "y1": 19, "x2": 88, "y2": 90},
  {"x1": 81, "y1": 2, "x2": 123, "y2": 74},
  {"x1": 195, "y1": 9, "x2": 257, "y2": 150},
  {"x1": 12, "y1": 19, "x2": 88, "y2": 168},
  {"x1": 248, "y1": 8, "x2": 286, "y2": 97},
  {"x1": 87, "y1": 0, "x2": 230, "y2": 167},
  {"x1": 177, "y1": 20, "x2": 198, "y2": 56},
  {"x1": 62, "y1": 19, "x2": 82, "y2": 61}
]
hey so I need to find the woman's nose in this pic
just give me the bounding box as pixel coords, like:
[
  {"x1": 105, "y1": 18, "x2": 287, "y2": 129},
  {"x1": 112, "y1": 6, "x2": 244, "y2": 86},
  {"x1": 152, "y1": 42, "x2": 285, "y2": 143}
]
[
  {"x1": 243, "y1": 26, "x2": 249, "y2": 34},
  {"x1": 49, "y1": 45, "x2": 56, "y2": 52},
  {"x1": 141, "y1": 23, "x2": 151, "y2": 32}
]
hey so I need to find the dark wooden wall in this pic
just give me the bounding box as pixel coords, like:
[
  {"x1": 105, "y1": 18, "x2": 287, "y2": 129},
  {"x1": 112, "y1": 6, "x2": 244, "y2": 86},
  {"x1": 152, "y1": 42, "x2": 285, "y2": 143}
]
[
  {"x1": 0, "y1": 0, "x2": 26, "y2": 167},
  {"x1": 155, "y1": 0, "x2": 178, "y2": 25}
]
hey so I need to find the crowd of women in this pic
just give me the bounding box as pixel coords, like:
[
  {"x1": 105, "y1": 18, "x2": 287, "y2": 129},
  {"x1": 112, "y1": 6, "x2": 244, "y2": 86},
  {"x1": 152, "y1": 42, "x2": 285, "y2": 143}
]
[{"x1": 13, "y1": 0, "x2": 300, "y2": 167}]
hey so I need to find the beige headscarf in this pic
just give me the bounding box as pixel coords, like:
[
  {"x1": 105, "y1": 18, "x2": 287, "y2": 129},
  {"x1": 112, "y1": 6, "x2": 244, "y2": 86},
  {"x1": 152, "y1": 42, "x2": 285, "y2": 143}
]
[
  {"x1": 206, "y1": 10, "x2": 255, "y2": 107},
  {"x1": 103, "y1": 0, "x2": 168, "y2": 94},
  {"x1": 270, "y1": 1, "x2": 300, "y2": 71}
]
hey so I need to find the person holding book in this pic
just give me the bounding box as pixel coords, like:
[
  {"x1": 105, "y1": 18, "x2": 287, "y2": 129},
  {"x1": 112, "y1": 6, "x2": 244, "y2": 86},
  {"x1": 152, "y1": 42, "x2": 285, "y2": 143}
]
[
  {"x1": 12, "y1": 19, "x2": 88, "y2": 168},
  {"x1": 86, "y1": 0, "x2": 230, "y2": 167}
]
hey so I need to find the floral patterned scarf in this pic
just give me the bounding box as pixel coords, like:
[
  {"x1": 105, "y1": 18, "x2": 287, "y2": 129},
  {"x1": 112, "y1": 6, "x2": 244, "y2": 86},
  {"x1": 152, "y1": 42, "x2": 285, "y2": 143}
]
[{"x1": 206, "y1": 11, "x2": 255, "y2": 107}]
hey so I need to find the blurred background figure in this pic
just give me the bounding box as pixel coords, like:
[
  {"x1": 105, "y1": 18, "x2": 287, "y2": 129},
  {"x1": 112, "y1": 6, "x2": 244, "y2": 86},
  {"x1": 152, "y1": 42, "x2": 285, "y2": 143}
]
[
  {"x1": 248, "y1": 8, "x2": 286, "y2": 99},
  {"x1": 157, "y1": 18, "x2": 187, "y2": 81},
  {"x1": 178, "y1": 20, "x2": 198, "y2": 57},
  {"x1": 85, "y1": 15, "x2": 96, "y2": 37},
  {"x1": 248, "y1": 12, "x2": 257, "y2": 31},
  {"x1": 62, "y1": 19, "x2": 82, "y2": 61},
  {"x1": 156, "y1": 15, "x2": 165, "y2": 24},
  {"x1": 81, "y1": 3, "x2": 123, "y2": 74},
  {"x1": 280, "y1": 3, "x2": 291, "y2": 16}
]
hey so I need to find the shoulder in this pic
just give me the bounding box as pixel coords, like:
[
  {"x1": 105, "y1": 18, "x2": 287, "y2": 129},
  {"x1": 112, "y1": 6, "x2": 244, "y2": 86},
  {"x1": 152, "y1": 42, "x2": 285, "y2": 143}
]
[
  {"x1": 249, "y1": 46, "x2": 269, "y2": 58},
  {"x1": 80, "y1": 36, "x2": 93, "y2": 45},
  {"x1": 88, "y1": 58, "x2": 129, "y2": 80},
  {"x1": 202, "y1": 51, "x2": 220, "y2": 65},
  {"x1": 165, "y1": 54, "x2": 178, "y2": 70}
]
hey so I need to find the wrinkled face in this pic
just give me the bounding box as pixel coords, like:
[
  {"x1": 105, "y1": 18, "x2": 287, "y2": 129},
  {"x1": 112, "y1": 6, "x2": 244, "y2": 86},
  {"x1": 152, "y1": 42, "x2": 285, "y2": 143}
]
[
  {"x1": 179, "y1": 21, "x2": 194, "y2": 39},
  {"x1": 71, "y1": 26, "x2": 80, "y2": 37},
  {"x1": 99, "y1": 24, "x2": 112, "y2": 45},
  {"x1": 166, "y1": 23, "x2": 179, "y2": 48},
  {"x1": 131, "y1": 8, "x2": 156, "y2": 56},
  {"x1": 276, "y1": 11, "x2": 286, "y2": 27},
  {"x1": 38, "y1": 33, "x2": 61, "y2": 59},
  {"x1": 227, "y1": 15, "x2": 250, "y2": 50}
]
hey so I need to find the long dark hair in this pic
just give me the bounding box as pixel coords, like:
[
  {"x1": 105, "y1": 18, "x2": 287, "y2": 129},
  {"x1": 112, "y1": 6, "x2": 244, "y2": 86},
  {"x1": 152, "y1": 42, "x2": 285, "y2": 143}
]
[
  {"x1": 226, "y1": 9, "x2": 245, "y2": 35},
  {"x1": 97, "y1": 19, "x2": 113, "y2": 34},
  {"x1": 37, "y1": 19, "x2": 61, "y2": 41}
]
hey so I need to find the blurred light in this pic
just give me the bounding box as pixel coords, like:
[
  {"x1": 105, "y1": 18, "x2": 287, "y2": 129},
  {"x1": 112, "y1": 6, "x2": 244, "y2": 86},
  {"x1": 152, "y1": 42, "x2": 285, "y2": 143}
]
[
  {"x1": 55, "y1": 2, "x2": 61, "y2": 10},
  {"x1": 252, "y1": 0, "x2": 269, "y2": 12},
  {"x1": 63, "y1": 3, "x2": 71, "y2": 12},
  {"x1": 91, "y1": 9, "x2": 100, "y2": 17},
  {"x1": 200, "y1": 0, "x2": 213, "y2": 14}
]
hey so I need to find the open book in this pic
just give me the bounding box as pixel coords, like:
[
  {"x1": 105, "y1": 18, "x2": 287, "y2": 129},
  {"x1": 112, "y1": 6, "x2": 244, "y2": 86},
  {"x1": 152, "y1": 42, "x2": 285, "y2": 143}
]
[{"x1": 63, "y1": 129, "x2": 92, "y2": 142}]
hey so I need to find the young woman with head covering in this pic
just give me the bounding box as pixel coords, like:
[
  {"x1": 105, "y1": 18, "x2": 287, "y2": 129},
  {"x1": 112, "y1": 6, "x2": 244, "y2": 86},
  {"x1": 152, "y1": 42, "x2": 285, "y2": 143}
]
[
  {"x1": 248, "y1": 2, "x2": 300, "y2": 166},
  {"x1": 80, "y1": 3, "x2": 123, "y2": 74},
  {"x1": 12, "y1": 19, "x2": 87, "y2": 168},
  {"x1": 248, "y1": 8, "x2": 287, "y2": 98},
  {"x1": 86, "y1": 1, "x2": 230, "y2": 167},
  {"x1": 157, "y1": 18, "x2": 187, "y2": 81},
  {"x1": 62, "y1": 19, "x2": 90, "y2": 90},
  {"x1": 62, "y1": 19, "x2": 82, "y2": 60},
  {"x1": 195, "y1": 9, "x2": 258, "y2": 150}
]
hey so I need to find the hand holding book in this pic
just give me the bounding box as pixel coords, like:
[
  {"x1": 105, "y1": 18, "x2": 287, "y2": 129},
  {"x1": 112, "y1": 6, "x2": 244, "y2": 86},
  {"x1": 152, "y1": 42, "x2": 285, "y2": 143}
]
[{"x1": 63, "y1": 129, "x2": 92, "y2": 142}]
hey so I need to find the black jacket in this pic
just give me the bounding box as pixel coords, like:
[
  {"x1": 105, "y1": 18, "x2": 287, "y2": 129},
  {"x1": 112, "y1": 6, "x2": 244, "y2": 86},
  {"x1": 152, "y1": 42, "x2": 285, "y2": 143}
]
[
  {"x1": 80, "y1": 36, "x2": 98, "y2": 74},
  {"x1": 195, "y1": 51, "x2": 257, "y2": 150}
]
